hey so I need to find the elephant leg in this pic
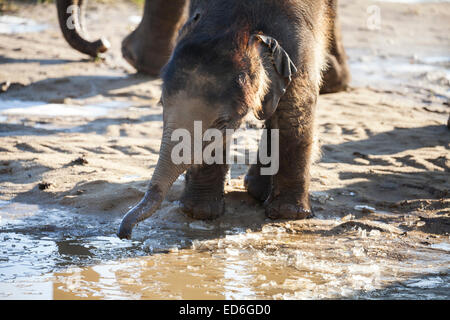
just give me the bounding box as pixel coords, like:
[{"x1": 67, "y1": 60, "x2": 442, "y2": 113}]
[
  {"x1": 320, "y1": 0, "x2": 351, "y2": 94},
  {"x1": 264, "y1": 78, "x2": 316, "y2": 220},
  {"x1": 244, "y1": 120, "x2": 272, "y2": 202},
  {"x1": 180, "y1": 164, "x2": 229, "y2": 220},
  {"x1": 122, "y1": 0, "x2": 188, "y2": 76}
]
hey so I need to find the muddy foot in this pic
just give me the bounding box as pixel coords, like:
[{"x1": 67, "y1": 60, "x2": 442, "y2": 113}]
[
  {"x1": 320, "y1": 54, "x2": 351, "y2": 94},
  {"x1": 180, "y1": 195, "x2": 225, "y2": 220},
  {"x1": 121, "y1": 29, "x2": 168, "y2": 76},
  {"x1": 264, "y1": 194, "x2": 312, "y2": 220}
]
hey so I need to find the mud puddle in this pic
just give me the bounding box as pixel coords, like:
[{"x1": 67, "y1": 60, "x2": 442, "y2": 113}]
[
  {"x1": 349, "y1": 51, "x2": 450, "y2": 98},
  {"x1": 0, "y1": 15, "x2": 49, "y2": 35},
  {"x1": 0, "y1": 100, "x2": 129, "y2": 118},
  {"x1": 0, "y1": 99, "x2": 133, "y2": 133},
  {"x1": 0, "y1": 198, "x2": 449, "y2": 299}
]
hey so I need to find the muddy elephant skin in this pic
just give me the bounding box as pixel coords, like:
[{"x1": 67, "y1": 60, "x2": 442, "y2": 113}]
[{"x1": 118, "y1": 0, "x2": 345, "y2": 239}]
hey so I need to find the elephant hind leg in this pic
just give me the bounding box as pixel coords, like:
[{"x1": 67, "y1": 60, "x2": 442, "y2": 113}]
[
  {"x1": 320, "y1": 0, "x2": 351, "y2": 94},
  {"x1": 244, "y1": 164, "x2": 271, "y2": 203},
  {"x1": 244, "y1": 120, "x2": 273, "y2": 203},
  {"x1": 320, "y1": 52, "x2": 350, "y2": 94}
]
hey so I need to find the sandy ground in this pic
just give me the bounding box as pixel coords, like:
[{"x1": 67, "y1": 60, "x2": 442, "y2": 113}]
[{"x1": 0, "y1": 0, "x2": 449, "y2": 299}]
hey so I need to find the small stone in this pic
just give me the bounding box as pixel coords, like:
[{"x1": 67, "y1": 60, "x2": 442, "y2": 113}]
[
  {"x1": 38, "y1": 182, "x2": 51, "y2": 190},
  {"x1": 68, "y1": 157, "x2": 88, "y2": 166},
  {"x1": 369, "y1": 229, "x2": 381, "y2": 237},
  {"x1": 417, "y1": 221, "x2": 426, "y2": 227}
]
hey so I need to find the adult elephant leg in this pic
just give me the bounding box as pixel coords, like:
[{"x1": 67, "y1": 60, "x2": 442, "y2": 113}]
[
  {"x1": 122, "y1": 0, "x2": 188, "y2": 76},
  {"x1": 320, "y1": 0, "x2": 351, "y2": 94},
  {"x1": 56, "y1": 0, "x2": 110, "y2": 57},
  {"x1": 180, "y1": 164, "x2": 229, "y2": 220}
]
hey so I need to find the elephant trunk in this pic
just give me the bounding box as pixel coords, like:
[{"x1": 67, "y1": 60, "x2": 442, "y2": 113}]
[
  {"x1": 56, "y1": 0, "x2": 110, "y2": 57},
  {"x1": 117, "y1": 127, "x2": 189, "y2": 240}
]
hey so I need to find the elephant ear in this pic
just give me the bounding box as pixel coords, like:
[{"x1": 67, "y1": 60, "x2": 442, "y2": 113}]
[{"x1": 251, "y1": 34, "x2": 298, "y2": 120}]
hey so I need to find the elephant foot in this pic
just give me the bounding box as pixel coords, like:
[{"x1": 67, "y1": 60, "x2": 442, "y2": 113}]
[
  {"x1": 121, "y1": 31, "x2": 140, "y2": 72},
  {"x1": 122, "y1": 29, "x2": 167, "y2": 76},
  {"x1": 180, "y1": 194, "x2": 225, "y2": 220},
  {"x1": 320, "y1": 54, "x2": 351, "y2": 94},
  {"x1": 244, "y1": 172, "x2": 271, "y2": 202},
  {"x1": 264, "y1": 193, "x2": 312, "y2": 220},
  {"x1": 180, "y1": 164, "x2": 228, "y2": 220},
  {"x1": 121, "y1": 0, "x2": 187, "y2": 75}
]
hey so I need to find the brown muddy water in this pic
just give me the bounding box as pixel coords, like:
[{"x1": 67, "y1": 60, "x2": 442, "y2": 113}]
[{"x1": 0, "y1": 199, "x2": 449, "y2": 300}]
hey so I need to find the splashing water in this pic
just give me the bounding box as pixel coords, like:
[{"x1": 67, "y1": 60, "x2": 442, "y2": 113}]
[{"x1": 0, "y1": 199, "x2": 448, "y2": 299}]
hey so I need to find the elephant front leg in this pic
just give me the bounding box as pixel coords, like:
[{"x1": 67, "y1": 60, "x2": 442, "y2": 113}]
[
  {"x1": 180, "y1": 164, "x2": 229, "y2": 220},
  {"x1": 122, "y1": 0, "x2": 188, "y2": 76},
  {"x1": 264, "y1": 84, "x2": 316, "y2": 220}
]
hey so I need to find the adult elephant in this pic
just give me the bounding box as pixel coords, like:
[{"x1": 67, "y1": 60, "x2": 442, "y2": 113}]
[{"x1": 55, "y1": 0, "x2": 350, "y2": 93}]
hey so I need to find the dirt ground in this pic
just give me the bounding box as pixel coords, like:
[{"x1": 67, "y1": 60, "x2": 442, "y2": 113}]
[{"x1": 0, "y1": 0, "x2": 449, "y2": 299}]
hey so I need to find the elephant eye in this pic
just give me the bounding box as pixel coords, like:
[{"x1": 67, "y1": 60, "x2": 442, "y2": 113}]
[
  {"x1": 193, "y1": 12, "x2": 201, "y2": 22},
  {"x1": 178, "y1": 11, "x2": 201, "y2": 39}
]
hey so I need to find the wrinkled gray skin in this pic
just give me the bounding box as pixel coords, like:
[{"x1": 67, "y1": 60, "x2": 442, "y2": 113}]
[{"x1": 117, "y1": 0, "x2": 341, "y2": 239}]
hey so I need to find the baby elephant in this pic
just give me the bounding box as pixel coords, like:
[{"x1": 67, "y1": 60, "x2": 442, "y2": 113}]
[{"x1": 118, "y1": 0, "x2": 343, "y2": 239}]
